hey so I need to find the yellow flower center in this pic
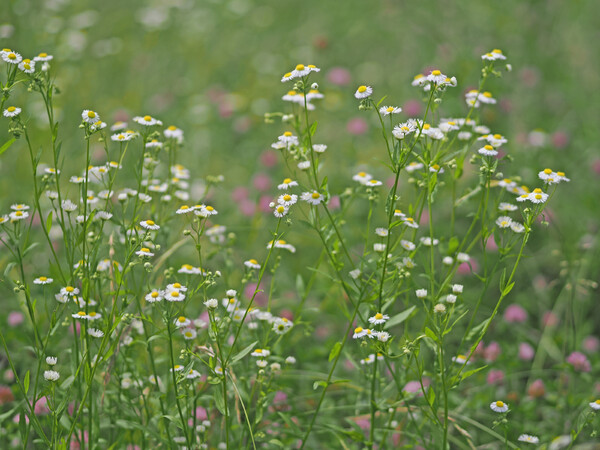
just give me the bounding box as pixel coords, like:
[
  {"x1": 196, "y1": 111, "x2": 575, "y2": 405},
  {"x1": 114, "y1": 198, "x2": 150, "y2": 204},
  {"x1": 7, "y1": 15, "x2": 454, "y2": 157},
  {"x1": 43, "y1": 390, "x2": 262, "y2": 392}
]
[
  {"x1": 89, "y1": 312, "x2": 97, "y2": 317},
  {"x1": 255, "y1": 349, "x2": 263, "y2": 353},
  {"x1": 432, "y1": 164, "x2": 440, "y2": 170},
  {"x1": 171, "y1": 291, "x2": 180, "y2": 298},
  {"x1": 358, "y1": 85, "x2": 367, "y2": 93},
  {"x1": 143, "y1": 115, "x2": 152, "y2": 121},
  {"x1": 493, "y1": 134, "x2": 502, "y2": 139},
  {"x1": 414, "y1": 74, "x2": 424, "y2": 79},
  {"x1": 405, "y1": 218, "x2": 414, "y2": 223},
  {"x1": 277, "y1": 206, "x2": 285, "y2": 213},
  {"x1": 283, "y1": 131, "x2": 292, "y2": 137},
  {"x1": 308, "y1": 64, "x2": 316, "y2": 69},
  {"x1": 66, "y1": 286, "x2": 74, "y2": 292},
  {"x1": 24, "y1": 63, "x2": 31, "y2": 70},
  {"x1": 503, "y1": 178, "x2": 511, "y2": 183},
  {"x1": 278, "y1": 240, "x2": 286, "y2": 244},
  {"x1": 39, "y1": 276, "x2": 47, "y2": 281},
  {"x1": 386, "y1": 107, "x2": 394, "y2": 112},
  {"x1": 183, "y1": 264, "x2": 193, "y2": 269},
  {"x1": 311, "y1": 192, "x2": 320, "y2": 199},
  {"x1": 358, "y1": 172, "x2": 366, "y2": 177},
  {"x1": 501, "y1": 221, "x2": 509, "y2": 226},
  {"x1": 492, "y1": 49, "x2": 502, "y2": 54},
  {"x1": 533, "y1": 188, "x2": 542, "y2": 193},
  {"x1": 354, "y1": 327, "x2": 363, "y2": 333},
  {"x1": 39, "y1": 52, "x2": 48, "y2": 57},
  {"x1": 76, "y1": 311, "x2": 86, "y2": 317},
  {"x1": 173, "y1": 283, "x2": 181, "y2": 288},
  {"x1": 8, "y1": 53, "x2": 16, "y2": 60},
  {"x1": 375, "y1": 313, "x2": 383, "y2": 320},
  {"x1": 205, "y1": 206, "x2": 214, "y2": 211},
  {"x1": 295, "y1": 64, "x2": 305, "y2": 71},
  {"x1": 151, "y1": 292, "x2": 159, "y2": 298},
  {"x1": 283, "y1": 195, "x2": 292, "y2": 201},
  {"x1": 283, "y1": 178, "x2": 292, "y2": 184},
  {"x1": 401, "y1": 126, "x2": 410, "y2": 131},
  {"x1": 168, "y1": 125, "x2": 177, "y2": 130},
  {"x1": 249, "y1": 259, "x2": 258, "y2": 264},
  {"x1": 180, "y1": 205, "x2": 189, "y2": 210},
  {"x1": 287, "y1": 90, "x2": 297, "y2": 96},
  {"x1": 87, "y1": 111, "x2": 96, "y2": 118},
  {"x1": 431, "y1": 70, "x2": 441, "y2": 76},
  {"x1": 595, "y1": 400, "x2": 600, "y2": 405},
  {"x1": 483, "y1": 92, "x2": 492, "y2": 98},
  {"x1": 448, "y1": 121, "x2": 456, "y2": 125},
  {"x1": 535, "y1": 194, "x2": 542, "y2": 200},
  {"x1": 495, "y1": 401, "x2": 504, "y2": 407},
  {"x1": 141, "y1": 248, "x2": 150, "y2": 252},
  {"x1": 15, "y1": 211, "x2": 23, "y2": 216},
  {"x1": 283, "y1": 72, "x2": 292, "y2": 78},
  {"x1": 556, "y1": 171, "x2": 565, "y2": 177},
  {"x1": 185, "y1": 332, "x2": 193, "y2": 337},
  {"x1": 178, "y1": 316, "x2": 186, "y2": 323},
  {"x1": 146, "y1": 220, "x2": 155, "y2": 226},
  {"x1": 423, "y1": 124, "x2": 430, "y2": 130},
  {"x1": 484, "y1": 145, "x2": 494, "y2": 150}
]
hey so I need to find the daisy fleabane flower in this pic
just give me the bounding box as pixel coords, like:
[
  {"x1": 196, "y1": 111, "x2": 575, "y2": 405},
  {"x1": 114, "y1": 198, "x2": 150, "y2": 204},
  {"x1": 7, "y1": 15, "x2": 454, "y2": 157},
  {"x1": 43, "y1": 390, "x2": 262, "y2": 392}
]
[
  {"x1": 34, "y1": 276, "x2": 53, "y2": 285},
  {"x1": 46, "y1": 356, "x2": 57, "y2": 365},
  {"x1": 140, "y1": 219, "x2": 160, "y2": 230},
  {"x1": 478, "y1": 145, "x2": 498, "y2": 156},
  {"x1": 278, "y1": 178, "x2": 298, "y2": 190},
  {"x1": 496, "y1": 216, "x2": 512, "y2": 228},
  {"x1": 301, "y1": 191, "x2": 324, "y2": 205},
  {"x1": 518, "y1": 435, "x2": 540, "y2": 444},
  {"x1": 133, "y1": 115, "x2": 162, "y2": 126},
  {"x1": 3, "y1": 106, "x2": 21, "y2": 117},
  {"x1": 482, "y1": 49, "x2": 507, "y2": 61},
  {"x1": 354, "y1": 85, "x2": 373, "y2": 99},
  {"x1": 273, "y1": 204, "x2": 289, "y2": 218},
  {"x1": 352, "y1": 171, "x2": 372, "y2": 184},
  {"x1": 415, "y1": 289, "x2": 427, "y2": 299},
  {"x1": 589, "y1": 399, "x2": 600, "y2": 410},
  {"x1": 426, "y1": 69, "x2": 447, "y2": 85},
  {"x1": 353, "y1": 327, "x2": 367, "y2": 339},
  {"x1": 2, "y1": 50, "x2": 22, "y2": 64},
  {"x1": 44, "y1": 370, "x2": 60, "y2": 381},
  {"x1": 368, "y1": 313, "x2": 389, "y2": 325},
  {"x1": 82, "y1": 110, "x2": 100, "y2": 124},
  {"x1": 490, "y1": 400, "x2": 509, "y2": 413},
  {"x1": 379, "y1": 105, "x2": 402, "y2": 116},
  {"x1": 244, "y1": 259, "x2": 261, "y2": 270},
  {"x1": 278, "y1": 193, "x2": 298, "y2": 207}
]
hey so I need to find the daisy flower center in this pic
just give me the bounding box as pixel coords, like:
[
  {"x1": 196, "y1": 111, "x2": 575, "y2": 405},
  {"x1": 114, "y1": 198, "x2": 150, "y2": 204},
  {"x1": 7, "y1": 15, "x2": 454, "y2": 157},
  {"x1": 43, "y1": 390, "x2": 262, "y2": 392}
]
[
  {"x1": 87, "y1": 111, "x2": 96, "y2": 118},
  {"x1": 171, "y1": 291, "x2": 180, "y2": 298},
  {"x1": 39, "y1": 52, "x2": 47, "y2": 57},
  {"x1": 146, "y1": 220, "x2": 155, "y2": 226},
  {"x1": 205, "y1": 206, "x2": 214, "y2": 211},
  {"x1": 7, "y1": 106, "x2": 16, "y2": 112},
  {"x1": 493, "y1": 134, "x2": 502, "y2": 139},
  {"x1": 556, "y1": 171, "x2": 565, "y2": 176},
  {"x1": 283, "y1": 131, "x2": 292, "y2": 137},
  {"x1": 173, "y1": 283, "x2": 181, "y2": 288},
  {"x1": 283, "y1": 178, "x2": 292, "y2": 184},
  {"x1": 277, "y1": 206, "x2": 285, "y2": 213},
  {"x1": 151, "y1": 292, "x2": 159, "y2": 298},
  {"x1": 66, "y1": 286, "x2": 74, "y2": 292},
  {"x1": 8, "y1": 53, "x2": 16, "y2": 60},
  {"x1": 358, "y1": 85, "x2": 367, "y2": 93},
  {"x1": 249, "y1": 259, "x2": 258, "y2": 264},
  {"x1": 431, "y1": 70, "x2": 441, "y2": 76},
  {"x1": 375, "y1": 313, "x2": 383, "y2": 320},
  {"x1": 484, "y1": 145, "x2": 494, "y2": 150},
  {"x1": 143, "y1": 115, "x2": 152, "y2": 121},
  {"x1": 77, "y1": 311, "x2": 86, "y2": 316},
  {"x1": 141, "y1": 248, "x2": 150, "y2": 252},
  {"x1": 39, "y1": 276, "x2": 47, "y2": 281},
  {"x1": 295, "y1": 64, "x2": 305, "y2": 70},
  {"x1": 495, "y1": 401, "x2": 504, "y2": 407},
  {"x1": 354, "y1": 327, "x2": 363, "y2": 333},
  {"x1": 15, "y1": 211, "x2": 23, "y2": 216},
  {"x1": 423, "y1": 124, "x2": 430, "y2": 129},
  {"x1": 168, "y1": 125, "x2": 177, "y2": 130},
  {"x1": 483, "y1": 92, "x2": 492, "y2": 98},
  {"x1": 311, "y1": 192, "x2": 320, "y2": 199},
  {"x1": 178, "y1": 316, "x2": 186, "y2": 323},
  {"x1": 283, "y1": 195, "x2": 292, "y2": 201},
  {"x1": 386, "y1": 107, "x2": 394, "y2": 112}
]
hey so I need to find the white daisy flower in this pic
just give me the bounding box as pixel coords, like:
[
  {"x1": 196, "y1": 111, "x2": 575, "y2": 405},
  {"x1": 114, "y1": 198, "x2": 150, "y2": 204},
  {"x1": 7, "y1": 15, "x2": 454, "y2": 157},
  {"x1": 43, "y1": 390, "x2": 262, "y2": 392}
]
[
  {"x1": 46, "y1": 356, "x2": 57, "y2": 365},
  {"x1": 277, "y1": 131, "x2": 299, "y2": 145},
  {"x1": 375, "y1": 227, "x2": 389, "y2": 237},
  {"x1": 3, "y1": 105, "x2": 23, "y2": 119},
  {"x1": 34, "y1": 276, "x2": 53, "y2": 285},
  {"x1": 60, "y1": 286, "x2": 79, "y2": 296},
  {"x1": 164, "y1": 125, "x2": 184, "y2": 140},
  {"x1": 452, "y1": 354, "x2": 471, "y2": 364},
  {"x1": 478, "y1": 145, "x2": 498, "y2": 156},
  {"x1": 273, "y1": 204, "x2": 289, "y2": 218},
  {"x1": 482, "y1": 49, "x2": 506, "y2": 61},
  {"x1": 415, "y1": 289, "x2": 427, "y2": 299},
  {"x1": 165, "y1": 290, "x2": 185, "y2": 302},
  {"x1": 2, "y1": 51, "x2": 22, "y2": 64},
  {"x1": 194, "y1": 205, "x2": 218, "y2": 217},
  {"x1": 439, "y1": 121, "x2": 460, "y2": 133},
  {"x1": 420, "y1": 237, "x2": 439, "y2": 246},
  {"x1": 510, "y1": 222, "x2": 525, "y2": 233},
  {"x1": 88, "y1": 328, "x2": 104, "y2": 338},
  {"x1": 82, "y1": 110, "x2": 100, "y2": 124},
  {"x1": 411, "y1": 74, "x2": 427, "y2": 87},
  {"x1": 171, "y1": 365, "x2": 185, "y2": 373},
  {"x1": 405, "y1": 162, "x2": 424, "y2": 173},
  {"x1": 589, "y1": 400, "x2": 600, "y2": 410},
  {"x1": 366, "y1": 179, "x2": 383, "y2": 187},
  {"x1": 402, "y1": 217, "x2": 419, "y2": 229},
  {"x1": 267, "y1": 239, "x2": 296, "y2": 253},
  {"x1": 244, "y1": 259, "x2": 261, "y2": 270},
  {"x1": 145, "y1": 139, "x2": 163, "y2": 148},
  {"x1": 429, "y1": 164, "x2": 444, "y2": 174},
  {"x1": 278, "y1": 178, "x2": 298, "y2": 190},
  {"x1": 445, "y1": 294, "x2": 457, "y2": 304},
  {"x1": 393, "y1": 122, "x2": 416, "y2": 140},
  {"x1": 451, "y1": 284, "x2": 463, "y2": 294},
  {"x1": 139, "y1": 219, "x2": 160, "y2": 230},
  {"x1": 379, "y1": 105, "x2": 402, "y2": 116},
  {"x1": 394, "y1": 209, "x2": 406, "y2": 218},
  {"x1": 44, "y1": 370, "x2": 60, "y2": 381},
  {"x1": 306, "y1": 89, "x2": 324, "y2": 101},
  {"x1": 111, "y1": 132, "x2": 135, "y2": 142},
  {"x1": 354, "y1": 85, "x2": 373, "y2": 99},
  {"x1": 251, "y1": 348, "x2": 271, "y2": 357},
  {"x1": 527, "y1": 188, "x2": 549, "y2": 204},
  {"x1": 277, "y1": 193, "x2": 298, "y2": 207},
  {"x1": 176, "y1": 205, "x2": 194, "y2": 215},
  {"x1": 133, "y1": 115, "x2": 161, "y2": 126},
  {"x1": 368, "y1": 313, "x2": 389, "y2": 325},
  {"x1": 518, "y1": 435, "x2": 540, "y2": 444},
  {"x1": 490, "y1": 400, "x2": 509, "y2": 413},
  {"x1": 373, "y1": 243, "x2": 386, "y2": 252},
  {"x1": 400, "y1": 240, "x2": 415, "y2": 251},
  {"x1": 478, "y1": 91, "x2": 496, "y2": 104},
  {"x1": 353, "y1": 327, "x2": 368, "y2": 339},
  {"x1": 496, "y1": 216, "x2": 513, "y2": 228},
  {"x1": 352, "y1": 171, "x2": 372, "y2": 184},
  {"x1": 87, "y1": 311, "x2": 101, "y2": 321},
  {"x1": 174, "y1": 316, "x2": 191, "y2": 328},
  {"x1": 426, "y1": 69, "x2": 447, "y2": 84},
  {"x1": 301, "y1": 191, "x2": 324, "y2": 205},
  {"x1": 33, "y1": 52, "x2": 53, "y2": 62},
  {"x1": 312, "y1": 144, "x2": 327, "y2": 153},
  {"x1": 204, "y1": 298, "x2": 218, "y2": 309},
  {"x1": 166, "y1": 283, "x2": 187, "y2": 292},
  {"x1": 498, "y1": 202, "x2": 517, "y2": 212},
  {"x1": 272, "y1": 317, "x2": 293, "y2": 334},
  {"x1": 135, "y1": 247, "x2": 154, "y2": 257},
  {"x1": 458, "y1": 131, "x2": 473, "y2": 140},
  {"x1": 376, "y1": 331, "x2": 391, "y2": 342}
]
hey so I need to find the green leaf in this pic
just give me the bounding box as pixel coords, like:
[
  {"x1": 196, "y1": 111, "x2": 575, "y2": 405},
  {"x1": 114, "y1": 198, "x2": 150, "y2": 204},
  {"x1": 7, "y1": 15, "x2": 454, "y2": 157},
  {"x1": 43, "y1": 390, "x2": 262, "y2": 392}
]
[
  {"x1": 214, "y1": 390, "x2": 226, "y2": 415},
  {"x1": 24, "y1": 371, "x2": 30, "y2": 395},
  {"x1": 230, "y1": 340, "x2": 258, "y2": 364},
  {"x1": 460, "y1": 365, "x2": 488, "y2": 381},
  {"x1": 46, "y1": 211, "x2": 53, "y2": 234},
  {"x1": 313, "y1": 380, "x2": 327, "y2": 390},
  {"x1": 384, "y1": 306, "x2": 416, "y2": 330},
  {"x1": 60, "y1": 375, "x2": 75, "y2": 390},
  {"x1": 328, "y1": 341, "x2": 342, "y2": 362},
  {"x1": 447, "y1": 236, "x2": 459, "y2": 255},
  {"x1": 466, "y1": 318, "x2": 490, "y2": 342},
  {"x1": 309, "y1": 121, "x2": 318, "y2": 136},
  {"x1": 502, "y1": 282, "x2": 515, "y2": 296},
  {"x1": 424, "y1": 326, "x2": 439, "y2": 343},
  {"x1": 0, "y1": 138, "x2": 16, "y2": 156}
]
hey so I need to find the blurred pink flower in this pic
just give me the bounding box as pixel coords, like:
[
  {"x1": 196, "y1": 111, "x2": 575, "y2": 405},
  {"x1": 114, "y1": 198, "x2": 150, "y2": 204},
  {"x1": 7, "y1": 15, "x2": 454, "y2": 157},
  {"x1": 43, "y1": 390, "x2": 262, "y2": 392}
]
[
  {"x1": 542, "y1": 311, "x2": 559, "y2": 327},
  {"x1": 582, "y1": 336, "x2": 600, "y2": 353},
  {"x1": 34, "y1": 396, "x2": 50, "y2": 415},
  {"x1": 239, "y1": 200, "x2": 256, "y2": 217},
  {"x1": 457, "y1": 259, "x2": 478, "y2": 275},
  {"x1": 326, "y1": 67, "x2": 351, "y2": 86},
  {"x1": 518, "y1": 342, "x2": 535, "y2": 361},
  {"x1": 485, "y1": 237, "x2": 498, "y2": 252},
  {"x1": 403, "y1": 377, "x2": 430, "y2": 396},
  {"x1": 484, "y1": 341, "x2": 501, "y2": 362},
  {"x1": 7, "y1": 311, "x2": 24, "y2": 327},
  {"x1": 0, "y1": 385, "x2": 14, "y2": 405},
  {"x1": 504, "y1": 304, "x2": 528, "y2": 323},
  {"x1": 527, "y1": 379, "x2": 546, "y2": 398},
  {"x1": 258, "y1": 195, "x2": 272, "y2": 213},
  {"x1": 253, "y1": 173, "x2": 271, "y2": 192},
  {"x1": 260, "y1": 149, "x2": 279, "y2": 168},
  {"x1": 244, "y1": 282, "x2": 267, "y2": 307},
  {"x1": 591, "y1": 159, "x2": 600, "y2": 176},
  {"x1": 402, "y1": 99, "x2": 422, "y2": 117},
  {"x1": 566, "y1": 351, "x2": 591, "y2": 372},
  {"x1": 551, "y1": 131, "x2": 569, "y2": 149},
  {"x1": 328, "y1": 195, "x2": 340, "y2": 210},
  {"x1": 346, "y1": 117, "x2": 368, "y2": 135},
  {"x1": 486, "y1": 369, "x2": 504, "y2": 385},
  {"x1": 231, "y1": 186, "x2": 249, "y2": 202},
  {"x1": 195, "y1": 406, "x2": 207, "y2": 421}
]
